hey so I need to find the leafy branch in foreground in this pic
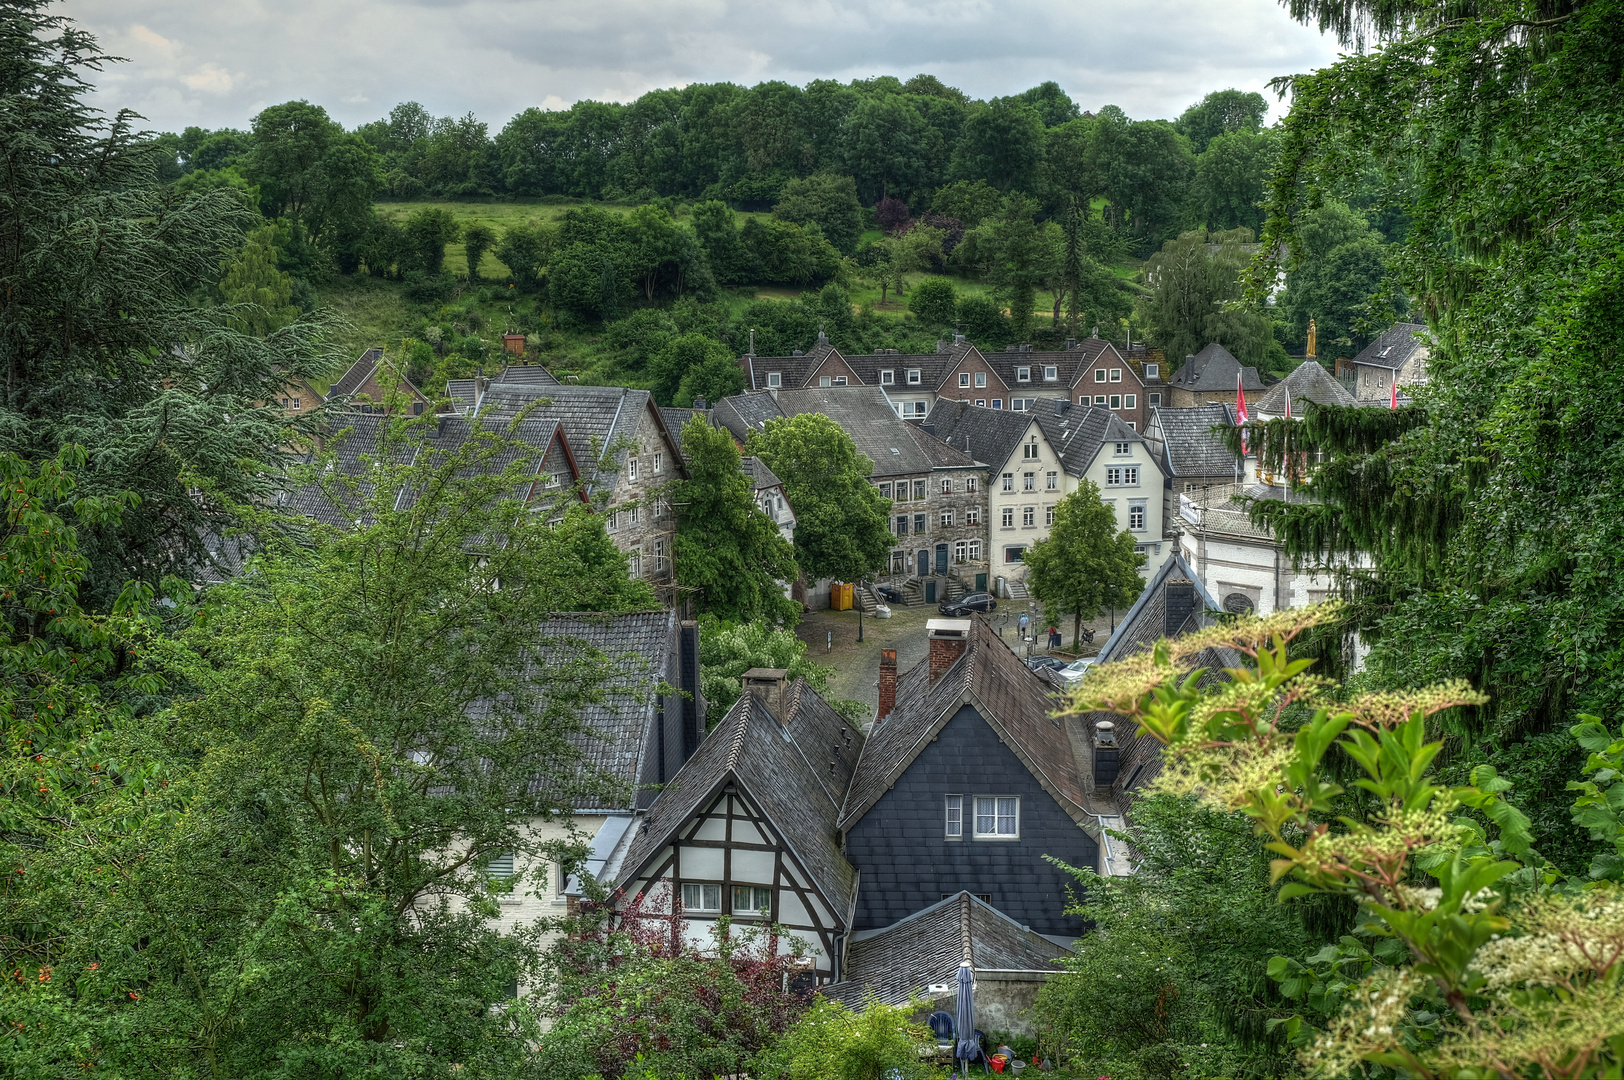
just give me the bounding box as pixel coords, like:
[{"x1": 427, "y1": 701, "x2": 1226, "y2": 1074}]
[{"x1": 1066, "y1": 604, "x2": 1624, "y2": 1078}]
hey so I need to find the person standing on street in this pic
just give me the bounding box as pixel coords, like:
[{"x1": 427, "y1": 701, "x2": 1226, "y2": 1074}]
[
  {"x1": 1018, "y1": 613, "x2": 1029, "y2": 639},
  {"x1": 1048, "y1": 625, "x2": 1060, "y2": 649}
]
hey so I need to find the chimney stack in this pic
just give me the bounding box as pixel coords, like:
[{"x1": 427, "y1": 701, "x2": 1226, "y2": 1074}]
[
  {"x1": 877, "y1": 649, "x2": 897, "y2": 722},
  {"x1": 741, "y1": 668, "x2": 789, "y2": 722},
  {"x1": 926, "y1": 618, "x2": 972, "y2": 684}
]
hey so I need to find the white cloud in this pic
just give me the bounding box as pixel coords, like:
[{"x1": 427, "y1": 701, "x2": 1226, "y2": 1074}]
[{"x1": 60, "y1": 0, "x2": 1343, "y2": 133}]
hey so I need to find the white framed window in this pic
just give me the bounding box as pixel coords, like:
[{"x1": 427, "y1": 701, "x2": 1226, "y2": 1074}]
[
  {"x1": 966, "y1": 507, "x2": 980, "y2": 525},
  {"x1": 767, "y1": 371, "x2": 782, "y2": 388},
  {"x1": 1106, "y1": 467, "x2": 1123, "y2": 486},
  {"x1": 833, "y1": 375, "x2": 847, "y2": 386},
  {"x1": 940, "y1": 510, "x2": 954, "y2": 527},
  {"x1": 1125, "y1": 394, "x2": 1136, "y2": 409},
  {"x1": 1095, "y1": 369, "x2": 1107, "y2": 383},
  {"x1": 1125, "y1": 466, "x2": 1139, "y2": 484},
  {"x1": 907, "y1": 369, "x2": 922, "y2": 385},
  {"x1": 819, "y1": 375, "x2": 832, "y2": 387},
  {"x1": 975, "y1": 372, "x2": 987, "y2": 388},
  {"x1": 968, "y1": 540, "x2": 982, "y2": 560},
  {"x1": 1023, "y1": 442, "x2": 1039, "y2": 460},
  {"x1": 880, "y1": 369, "x2": 894, "y2": 385},
  {"x1": 628, "y1": 457, "x2": 639, "y2": 481},
  {"x1": 1001, "y1": 472, "x2": 1014, "y2": 492},
  {"x1": 941, "y1": 479, "x2": 953, "y2": 494},
  {"x1": 1110, "y1": 394, "x2": 1121, "y2": 409},
  {"x1": 974, "y1": 796, "x2": 1019, "y2": 838},
  {"x1": 732, "y1": 885, "x2": 772, "y2": 915},
  {"x1": 1016, "y1": 366, "x2": 1031, "y2": 382},
  {"x1": 959, "y1": 372, "x2": 971, "y2": 387},
  {"x1": 1078, "y1": 396, "x2": 1088, "y2": 405},
  {"x1": 1004, "y1": 545, "x2": 1025, "y2": 563},
  {"x1": 879, "y1": 481, "x2": 893, "y2": 499},
  {"x1": 654, "y1": 451, "x2": 663, "y2": 473},
  {"x1": 1129, "y1": 502, "x2": 1146, "y2": 531},
  {"x1": 966, "y1": 477, "x2": 978, "y2": 493},
  {"x1": 1114, "y1": 441, "x2": 1132, "y2": 455},
  {"x1": 894, "y1": 515, "x2": 907, "y2": 535},
  {"x1": 1046, "y1": 471, "x2": 1058, "y2": 490},
  {"x1": 954, "y1": 540, "x2": 967, "y2": 561},
  {"x1": 1045, "y1": 505, "x2": 1055, "y2": 526},
  {"x1": 991, "y1": 399, "x2": 1003, "y2": 409},
  {"x1": 975, "y1": 399, "x2": 987, "y2": 407},
  {"x1": 682, "y1": 882, "x2": 723, "y2": 912},
  {"x1": 1022, "y1": 472, "x2": 1035, "y2": 491},
  {"x1": 1043, "y1": 365, "x2": 1058, "y2": 381},
  {"x1": 913, "y1": 479, "x2": 927, "y2": 500},
  {"x1": 1109, "y1": 368, "x2": 1123, "y2": 383},
  {"x1": 607, "y1": 510, "x2": 620, "y2": 532},
  {"x1": 487, "y1": 853, "x2": 516, "y2": 880},
  {"x1": 1022, "y1": 506, "x2": 1035, "y2": 527},
  {"x1": 1094, "y1": 395, "x2": 1108, "y2": 405},
  {"x1": 655, "y1": 538, "x2": 667, "y2": 571},
  {"x1": 914, "y1": 513, "x2": 926, "y2": 533},
  {"x1": 629, "y1": 548, "x2": 642, "y2": 577},
  {"x1": 1149, "y1": 393, "x2": 1162, "y2": 407},
  {"x1": 1014, "y1": 397, "x2": 1037, "y2": 411},
  {"x1": 1001, "y1": 507, "x2": 1014, "y2": 528},
  {"x1": 945, "y1": 795, "x2": 964, "y2": 839},
  {"x1": 1145, "y1": 363, "x2": 1159, "y2": 379},
  {"x1": 630, "y1": 504, "x2": 640, "y2": 526}
]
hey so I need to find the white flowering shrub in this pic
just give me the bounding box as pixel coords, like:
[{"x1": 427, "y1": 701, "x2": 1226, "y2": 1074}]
[{"x1": 1068, "y1": 606, "x2": 1624, "y2": 1078}]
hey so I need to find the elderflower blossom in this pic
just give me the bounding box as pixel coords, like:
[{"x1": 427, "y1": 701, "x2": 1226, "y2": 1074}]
[
  {"x1": 1302, "y1": 968, "x2": 1426, "y2": 1077},
  {"x1": 1474, "y1": 890, "x2": 1624, "y2": 989}
]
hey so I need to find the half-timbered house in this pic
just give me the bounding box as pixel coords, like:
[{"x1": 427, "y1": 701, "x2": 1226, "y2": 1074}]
[{"x1": 612, "y1": 670, "x2": 864, "y2": 982}]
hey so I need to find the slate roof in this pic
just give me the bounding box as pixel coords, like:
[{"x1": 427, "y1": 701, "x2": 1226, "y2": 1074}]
[
  {"x1": 1168, "y1": 343, "x2": 1264, "y2": 392},
  {"x1": 714, "y1": 387, "x2": 977, "y2": 479},
  {"x1": 1350, "y1": 322, "x2": 1429, "y2": 370},
  {"x1": 617, "y1": 681, "x2": 865, "y2": 919},
  {"x1": 327, "y1": 347, "x2": 429, "y2": 404},
  {"x1": 526, "y1": 611, "x2": 676, "y2": 812},
  {"x1": 444, "y1": 378, "x2": 479, "y2": 413},
  {"x1": 1094, "y1": 552, "x2": 1222, "y2": 664},
  {"x1": 744, "y1": 336, "x2": 1138, "y2": 397},
  {"x1": 471, "y1": 383, "x2": 683, "y2": 494},
  {"x1": 741, "y1": 338, "x2": 841, "y2": 390},
  {"x1": 493, "y1": 363, "x2": 560, "y2": 387},
  {"x1": 921, "y1": 401, "x2": 1034, "y2": 471},
  {"x1": 838, "y1": 617, "x2": 1087, "y2": 832},
  {"x1": 923, "y1": 399, "x2": 1139, "y2": 476},
  {"x1": 823, "y1": 892, "x2": 1072, "y2": 1008},
  {"x1": 1146, "y1": 404, "x2": 1236, "y2": 478},
  {"x1": 1252, "y1": 361, "x2": 1356, "y2": 414},
  {"x1": 741, "y1": 455, "x2": 784, "y2": 492}
]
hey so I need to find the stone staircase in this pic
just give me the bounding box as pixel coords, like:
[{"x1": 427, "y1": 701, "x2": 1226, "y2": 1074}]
[
  {"x1": 854, "y1": 585, "x2": 880, "y2": 613},
  {"x1": 945, "y1": 575, "x2": 969, "y2": 601},
  {"x1": 901, "y1": 578, "x2": 926, "y2": 606},
  {"x1": 1004, "y1": 579, "x2": 1031, "y2": 601}
]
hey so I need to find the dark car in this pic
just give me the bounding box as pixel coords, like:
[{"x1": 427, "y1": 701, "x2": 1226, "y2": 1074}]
[
  {"x1": 1025, "y1": 655, "x2": 1067, "y2": 673},
  {"x1": 875, "y1": 584, "x2": 903, "y2": 604},
  {"x1": 937, "y1": 592, "x2": 998, "y2": 616}
]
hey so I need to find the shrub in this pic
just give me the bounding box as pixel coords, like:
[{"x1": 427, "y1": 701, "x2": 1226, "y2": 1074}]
[
  {"x1": 907, "y1": 277, "x2": 957, "y2": 326},
  {"x1": 956, "y1": 293, "x2": 1009, "y2": 349},
  {"x1": 754, "y1": 993, "x2": 931, "y2": 1080},
  {"x1": 875, "y1": 195, "x2": 912, "y2": 234}
]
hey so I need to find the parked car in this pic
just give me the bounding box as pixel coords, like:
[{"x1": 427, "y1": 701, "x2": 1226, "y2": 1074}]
[
  {"x1": 937, "y1": 592, "x2": 998, "y2": 616},
  {"x1": 875, "y1": 584, "x2": 903, "y2": 604},
  {"x1": 1025, "y1": 655, "x2": 1067, "y2": 673},
  {"x1": 1055, "y1": 657, "x2": 1096, "y2": 685}
]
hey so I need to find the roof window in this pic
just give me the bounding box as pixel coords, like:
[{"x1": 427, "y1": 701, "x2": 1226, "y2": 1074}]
[{"x1": 766, "y1": 371, "x2": 782, "y2": 388}]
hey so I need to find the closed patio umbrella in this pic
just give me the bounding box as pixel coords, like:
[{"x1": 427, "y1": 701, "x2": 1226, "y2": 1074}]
[{"x1": 955, "y1": 962, "x2": 982, "y2": 1074}]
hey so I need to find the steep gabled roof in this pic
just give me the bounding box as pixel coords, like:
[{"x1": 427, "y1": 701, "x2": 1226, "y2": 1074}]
[
  {"x1": 1094, "y1": 552, "x2": 1222, "y2": 664},
  {"x1": 1146, "y1": 404, "x2": 1236, "y2": 478},
  {"x1": 1032, "y1": 399, "x2": 1139, "y2": 475},
  {"x1": 740, "y1": 455, "x2": 783, "y2": 492},
  {"x1": 742, "y1": 339, "x2": 840, "y2": 390},
  {"x1": 838, "y1": 617, "x2": 1086, "y2": 832},
  {"x1": 1253, "y1": 361, "x2": 1357, "y2": 414},
  {"x1": 712, "y1": 391, "x2": 786, "y2": 442},
  {"x1": 823, "y1": 891, "x2": 1071, "y2": 1008},
  {"x1": 1349, "y1": 322, "x2": 1429, "y2": 370},
  {"x1": 492, "y1": 363, "x2": 559, "y2": 387},
  {"x1": 617, "y1": 683, "x2": 864, "y2": 918},
  {"x1": 327, "y1": 347, "x2": 429, "y2": 404},
  {"x1": 1168, "y1": 343, "x2": 1264, "y2": 392},
  {"x1": 923, "y1": 401, "x2": 1040, "y2": 472},
  {"x1": 473, "y1": 383, "x2": 686, "y2": 495}
]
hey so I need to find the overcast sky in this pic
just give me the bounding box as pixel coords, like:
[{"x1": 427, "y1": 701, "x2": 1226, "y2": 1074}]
[{"x1": 61, "y1": 0, "x2": 1345, "y2": 135}]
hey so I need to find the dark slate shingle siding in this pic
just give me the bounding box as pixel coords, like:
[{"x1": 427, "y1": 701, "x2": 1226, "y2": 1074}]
[{"x1": 845, "y1": 705, "x2": 1097, "y2": 938}]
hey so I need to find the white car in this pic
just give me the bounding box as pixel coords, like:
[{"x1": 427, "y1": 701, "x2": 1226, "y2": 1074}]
[{"x1": 1055, "y1": 657, "x2": 1096, "y2": 685}]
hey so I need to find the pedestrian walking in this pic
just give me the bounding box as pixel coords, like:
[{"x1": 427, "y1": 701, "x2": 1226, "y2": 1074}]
[
  {"x1": 1018, "y1": 613, "x2": 1029, "y2": 639},
  {"x1": 1048, "y1": 625, "x2": 1060, "y2": 649}
]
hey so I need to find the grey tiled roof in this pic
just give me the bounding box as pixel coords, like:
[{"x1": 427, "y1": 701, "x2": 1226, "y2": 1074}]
[
  {"x1": 740, "y1": 455, "x2": 783, "y2": 492},
  {"x1": 923, "y1": 400, "x2": 1036, "y2": 471},
  {"x1": 329, "y1": 348, "x2": 384, "y2": 397},
  {"x1": 493, "y1": 363, "x2": 560, "y2": 386},
  {"x1": 823, "y1": 892, "x2": 1071, "y2": 1008},
  {"x1": 773, "y1": 387, "x2": 976, "y2": 478},
  {"x1": 1094, "y1": 552, "x2": 1222, "y2": 664},
  {"x1": 1349, "y1": 322, "x2": 1428, "y2": 370},
  {"x1": 838, "y1": 617, "x2": 1085, "y2": 831},
  {"x1": 712, "y1": 392, "x2": 786, "y2": 442},
  {"x1": 1146, "y1": 404, "x2": 1236, "y2": 478},
  {"x1": 474, "y1": 383, "x2": 681, "y2": 494},
  {"x1": 527, "y1": 611, "x2": 675, "y2": 811},
  {"x1": 1168, "y1": 343, "x2": 1264, "y2": 392},
  {"x1": 444, "y1": 379, "x2": 478, "y2": 412},
  {"x1": 742, "y1": 339, "x2": 839, "y2": 390},
  {"x1": 1252, "y1": 361, "x2": 1356, "y2": 413},
  {"x1": 617, "y1": 682, "x2": 865, "y2": 918}
]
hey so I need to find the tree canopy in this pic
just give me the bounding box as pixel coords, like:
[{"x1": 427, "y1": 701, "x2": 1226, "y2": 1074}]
[{"x1": 1024, "y1": 482, "x2": 1146, "y2": 648}]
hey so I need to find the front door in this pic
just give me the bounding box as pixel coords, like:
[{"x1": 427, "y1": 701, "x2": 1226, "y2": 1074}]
[
  {"x1": 975, "y1": 572, "x2": 988, "y2": 592},
  {"x1": 935, "y1": 544, "x2": 948, "y2": 574},
  {"x1": 925, "y1": 580, "x2": 937, "y2": 604},
  {"x1": 917, "y1": 550, "x2": 929, "y2": 577}
]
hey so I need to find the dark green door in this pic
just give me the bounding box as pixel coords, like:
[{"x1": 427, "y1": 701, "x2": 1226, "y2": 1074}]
[
  {"x1": 925, "y1": 580, "x2": 937, "y2": 604},
  {"x1": 975, "y1": 572, "x2": 988, "y2": 592}
]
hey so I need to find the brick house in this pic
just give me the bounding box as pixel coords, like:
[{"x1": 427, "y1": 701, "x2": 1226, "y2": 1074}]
[
  {"x1": 327, "y1": 347, "x2": 433, "y2": 416},
  {"x1": 1165, "y1": 343, "x2": 1264, "y2": 408}
]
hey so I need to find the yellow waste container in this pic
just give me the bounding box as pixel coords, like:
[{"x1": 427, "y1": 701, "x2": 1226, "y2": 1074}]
[{"x1": 831, "y1": 582, "x2": 853, "y2": 610}]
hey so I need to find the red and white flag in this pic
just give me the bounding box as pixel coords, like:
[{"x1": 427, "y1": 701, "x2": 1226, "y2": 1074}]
[
  {"x1": 1284, "y1": 385, "x2": 1293, "y2": 420},
  {"x1": 1390, "y1": 378, "x2": 1399, "y2": 409},
  {"x1": 1236, "y1": 372, "x2": 1250, "y2": 454}
]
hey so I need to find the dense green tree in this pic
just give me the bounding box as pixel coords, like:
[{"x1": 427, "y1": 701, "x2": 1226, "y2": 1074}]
[
  {"x1": 0, "y1": 0, "x2": 339, "y2": 609},
  {"x1": 1274, "y1": 201, "x2": 1398, "y2": 355},
  {"x1": 1015, "y1": 80, "x2": 1082, "y2": 128},
  {"x1": 773, "y1": 173, "x2": 864, "y2": 255},
  {"x1": 746, "y1": 413, "x2": 893, "y2": 585},
  {"x1": 671, "y1": 417, "x2": 799, "y2": 625},
  {"x1": 1194, "y1": 128, "x2": 1278, "y2": 233},
  {"x1": 243, "y1": 99, "x2": 380, "y2": 250},
  {"x1": 691, "y1": 199, "x2": 746, "y2": 283},
  {"x1": 1024, "y1": 482, "x2": 1145, "y2": 648},
  {"x1": 907, "y1": 276, "x2": 957, "y2": 325},
  {"x1": 494, "y1": 220, "x2": 551, "y2": 287},
  {"x1": 403, "y1": 205, "x2": 460, "y2": 274},
  {"x1": 955, "y1": 293, "x2": 1010, "y2": 348},
  {"x1": 840, "y1": 93, "x2": 931, "y2": 204},
  {"x1": 649, "y1": 332, "x2": 739, "y2": 406},
  {"x1": 695, "y1": 616, "x2": 859, "y2": 721},
  {"x1": 951, "y1": 98, "x2": 1045, "y2": 193},
  {"x1": 930, "y1": 178, "x2": 1003, "y2": 227},
  {"x1": 217, "y1": 224, "x2": 300, "y2": 336},
  {"x1": 461, "y1": 221, "x2": 496, "y2": 280},
  {"x1": 1140, "y1": 229, "x2": 1275, "y2": 366},
  {"x1": 1175, "y1": 88, "x2": 1268, "y2": 154}
]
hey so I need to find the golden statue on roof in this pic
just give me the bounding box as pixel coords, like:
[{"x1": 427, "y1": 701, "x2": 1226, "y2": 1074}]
[{"x1": 1307, "y1": 318, "x2": 1317, "y2": 359}]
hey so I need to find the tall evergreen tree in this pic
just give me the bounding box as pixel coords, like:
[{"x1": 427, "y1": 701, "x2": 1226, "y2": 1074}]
[{"x1": 0, "y1": 0, "x2": 340, "y2": 608}]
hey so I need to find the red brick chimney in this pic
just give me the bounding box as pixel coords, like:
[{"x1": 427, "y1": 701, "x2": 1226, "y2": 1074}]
[
  {"x1": 927, "y1": 618, "x2": 971, "y2": 684},
  {"x1": 877, "y1": 649, "x2": 898, "y2": 722}
]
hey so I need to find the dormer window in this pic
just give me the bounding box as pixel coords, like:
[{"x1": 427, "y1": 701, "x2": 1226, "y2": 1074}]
[
  {"x1": 880, "y1": 369, "x2": 894, "y2": 385},
  {"x1": 1145, "y1": 363, "x2": 1159, "y2": 379},
  {"x1": 1016, "y1": 366, "x2": 1030, "y2": 382},
  {"x1": 1043, "y1": 365, "x2": 1057, "y2": 381},
  {"x1": 766, "y1": 371, "x2": 782, "y2": 388},
  {"x1": 907, "y1": 369, "x2": 922, "y2": 385}
]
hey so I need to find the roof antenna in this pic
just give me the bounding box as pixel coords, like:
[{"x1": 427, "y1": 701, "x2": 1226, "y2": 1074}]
[{"x1": 748, "y1": 328, "x2": 755, "y2": 356}]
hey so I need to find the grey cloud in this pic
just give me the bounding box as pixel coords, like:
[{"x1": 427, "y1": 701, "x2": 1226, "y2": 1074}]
[{"x1": 61, "y1": 0, "x2": 1341, "y2": 134}]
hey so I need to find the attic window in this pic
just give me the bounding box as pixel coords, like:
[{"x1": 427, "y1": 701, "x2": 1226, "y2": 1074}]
[
  {"x1": 767, "y1": 371, "x2": 782, "y2": 388},
  {"x1": 1016, "y1": 366, "x2": 1030, "y2": 382},
  {"x1": 1043, "y1": 365, "x2": 1057, "y2": 381},
  {"x1": 907, "y1": 369, "x2": 922, "y2": 385},
  {"x1": 1095, "y1": 369, "x2": 1107, "y2": 383},
  {"x1": 833, "y1": 376, "x2": 847, "y2": 386},
  {"x1": 1109, "y1": 368, "x2": 1123, "y2": 382},
  {"x1": 880, "y1": 369, "x2": 895, "y2": 385},
  {"x1": 1114, "y1": 441, "x2": 1132, "y2": 455},
  {"x1": 819, "y1": 376, "x2": 832, "y2": 387},
  {"x1": 1145, "y1": 363, "x2": 1159, "y2": 379}
]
